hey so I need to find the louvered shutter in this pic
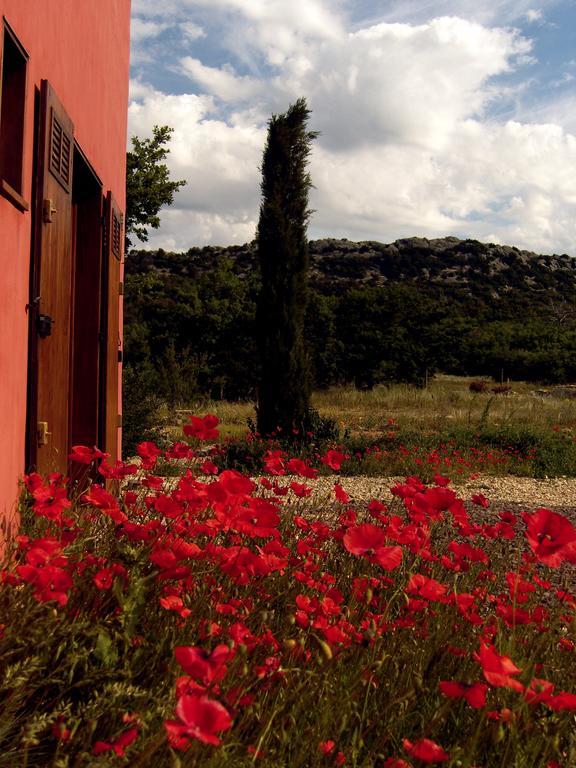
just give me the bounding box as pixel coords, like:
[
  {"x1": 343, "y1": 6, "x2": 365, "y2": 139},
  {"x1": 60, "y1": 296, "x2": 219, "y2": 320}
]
[
  {"x1": 102, "y1": 192, "x2": 123, "y2": 461},
  {"x1": 31, "y1": 80, "x2": 75, "y2": 475}
]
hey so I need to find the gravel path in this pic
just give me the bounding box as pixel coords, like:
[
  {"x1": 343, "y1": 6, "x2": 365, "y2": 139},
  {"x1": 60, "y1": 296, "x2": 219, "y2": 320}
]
[{"x1": 298, "y1": 475, "x2": 576, "y2": 515}]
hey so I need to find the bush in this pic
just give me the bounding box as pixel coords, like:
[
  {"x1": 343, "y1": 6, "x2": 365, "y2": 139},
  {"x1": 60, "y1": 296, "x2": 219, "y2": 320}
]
[
  {"x1": 122, "y1": 362, "x2": 165, "y2": 457},
  {"x1": 491, "y1": 384, "x2": 512, "y2": 395}
]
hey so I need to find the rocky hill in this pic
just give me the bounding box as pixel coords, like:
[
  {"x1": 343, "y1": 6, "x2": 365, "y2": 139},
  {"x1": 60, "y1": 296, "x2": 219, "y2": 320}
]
[{"x1": 127, "y1": 236, "x2": 576, "y2": 310}]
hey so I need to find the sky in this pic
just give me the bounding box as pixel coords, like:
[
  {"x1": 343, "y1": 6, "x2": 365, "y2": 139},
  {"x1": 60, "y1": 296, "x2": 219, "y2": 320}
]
[{"x1": 128, "y1": 0, "x2": 576, "y2": 254}]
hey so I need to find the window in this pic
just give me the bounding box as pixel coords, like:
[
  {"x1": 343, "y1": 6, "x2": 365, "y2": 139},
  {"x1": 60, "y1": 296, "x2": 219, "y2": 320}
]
[{"x1": 0, "y1": 18, "x2": 28, "y2": 211}]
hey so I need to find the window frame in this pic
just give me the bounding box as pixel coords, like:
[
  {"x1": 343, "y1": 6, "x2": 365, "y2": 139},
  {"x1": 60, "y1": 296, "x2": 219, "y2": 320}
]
[{"x1": 0, "y1": 16, "x2": 29, "y2": 212}]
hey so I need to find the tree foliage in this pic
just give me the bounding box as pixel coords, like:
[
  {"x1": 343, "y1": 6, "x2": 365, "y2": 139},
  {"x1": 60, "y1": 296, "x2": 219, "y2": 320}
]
[
  {"x1": 125, "y1": 125, "x2": 186, "y2": 250},
  {"x1": 255, "y1": 98, "x2": 318, "y2": 436}
]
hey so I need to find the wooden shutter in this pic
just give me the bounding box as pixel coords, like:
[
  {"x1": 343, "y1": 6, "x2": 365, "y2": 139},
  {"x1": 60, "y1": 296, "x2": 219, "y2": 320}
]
[
  {"x1": 31, "y1": 81, "x2": 75, "y2": 475},
  {"x1": 102, "y1": 191, "x2": 123, "y2": 461}
]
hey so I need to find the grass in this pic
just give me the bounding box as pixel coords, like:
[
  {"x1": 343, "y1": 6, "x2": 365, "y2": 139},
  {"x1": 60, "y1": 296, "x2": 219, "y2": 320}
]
[
  {"x1": 171, "y1": 377, "x2": 576, "y2": 440},
  {"x1": 167, "y1": 378, "x2": 576, "y2": 479}
]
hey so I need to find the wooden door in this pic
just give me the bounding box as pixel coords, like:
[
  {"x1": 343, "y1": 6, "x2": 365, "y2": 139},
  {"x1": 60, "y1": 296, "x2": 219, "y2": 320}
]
[
  {"x1": 31, "y1": 80, "x2": 75, "y2": 475},
  {"x1": 101, "y1": 191, "x2": 123, "y2": 462}
]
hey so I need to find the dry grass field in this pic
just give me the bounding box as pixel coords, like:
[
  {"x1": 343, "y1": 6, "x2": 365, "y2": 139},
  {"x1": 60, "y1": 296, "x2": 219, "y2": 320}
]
[{"x1": 168, "y1": 376, "x2": 576, "y2": 442}]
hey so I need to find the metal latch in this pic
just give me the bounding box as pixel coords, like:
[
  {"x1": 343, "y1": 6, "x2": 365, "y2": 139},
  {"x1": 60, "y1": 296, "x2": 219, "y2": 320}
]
[
  {"x1": 43, "y1": 199, "x2": 57, "y2": 223},
  {"x1": 37, "y1": 421, "x2": 51, "y2": 446},
  {"x1": 37, "y1": 314, "x2": 54, "y2": 338}
]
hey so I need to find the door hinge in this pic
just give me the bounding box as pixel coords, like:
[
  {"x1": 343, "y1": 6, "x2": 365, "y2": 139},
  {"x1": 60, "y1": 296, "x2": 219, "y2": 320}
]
[
  {"x1": 119, "y1": 281, "x2": 124, "y2": 295},
  {"x1": 117, "y1": 414, "x2": 123, "y2": 427}
]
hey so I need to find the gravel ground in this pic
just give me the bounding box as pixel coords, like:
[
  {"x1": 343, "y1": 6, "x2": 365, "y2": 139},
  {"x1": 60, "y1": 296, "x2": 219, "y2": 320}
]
[{"x1": 291, "y1": 475, "x2": 576, "y2": 516}]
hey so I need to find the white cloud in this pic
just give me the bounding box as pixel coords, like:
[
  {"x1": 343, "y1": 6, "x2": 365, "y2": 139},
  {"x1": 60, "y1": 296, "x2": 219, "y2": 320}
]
[
  {"x1": 514, "y1": 91, "x2": 576, "y2": 133},
  {"x1": 181, "y1": 58, "x2": 262, "y2": 101},
  {"x1": 128, "y1": 6, "x2": 576, "y2": 254},
  {"x1": 180, "y1": 21, "x2": 206, "y2": 40},
  {"x1": 357, "y1": 0, "x2": 562, "y2": 27},
  {"x1": 277, "y1": 18, "x2": 531, "y2": 151},
  {"x1": 128, "y1": 84, "x2": 265, "y2": 249},
  {"x1": 308, "y1": 120, "x2": 576, "y2": 254},
  {"x1": 525, "y1": 8, "x2": 544, "y2": 22},
  {"x1": 130, "y1": 17, "x2": 169, "y2": 42}
]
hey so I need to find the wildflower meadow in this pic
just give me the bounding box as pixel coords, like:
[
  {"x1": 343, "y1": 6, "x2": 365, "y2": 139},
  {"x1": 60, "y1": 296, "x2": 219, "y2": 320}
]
[{"x1": 1, "y1": 414, "x2": 575, "y2": 767}]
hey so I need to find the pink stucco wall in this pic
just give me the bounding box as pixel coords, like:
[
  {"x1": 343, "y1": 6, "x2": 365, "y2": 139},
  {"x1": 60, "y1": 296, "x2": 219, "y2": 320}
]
[{"x1": 0, "y1": 1, "x2": 131, "y2": 526}]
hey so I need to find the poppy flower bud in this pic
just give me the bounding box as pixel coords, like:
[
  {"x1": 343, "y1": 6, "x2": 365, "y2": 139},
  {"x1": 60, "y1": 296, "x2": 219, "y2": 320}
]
[
  {"x1": 318, "y1": 640, "x2": 333, "y2": 661},
  {"x1": 492, "y1": 724, "x2": 505, "y2": 744}
]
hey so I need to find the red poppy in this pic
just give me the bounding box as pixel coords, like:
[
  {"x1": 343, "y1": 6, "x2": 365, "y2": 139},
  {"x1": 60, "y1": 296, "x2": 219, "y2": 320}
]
[
  {"x1": 524, "y1": 677, "x2": 555, "y2": 705},
  {"x1": 439, "y1": 680, "x2": 487, "y2": 708},
  {"x1": 218, "y1": 469, "x2": 256, "y2": 497},
  {"x1": 93, "y1": 727, "x2": 139, "y2": 756},
  {"x1": 263, "y1": 450, "x2": 286, "y2": 475},
  {"x1": 474, "y1": 642, "x2": 524, "y2": 692},
  {"x1": 31, "y1": 483, "x2": 71, "y2": 521},
  {"x1": 137, "y1": 441, "x2": 161, "y2": 469},
  {"x1": 545, "y1": 692, "x2": 576, "y2": 711},
  {"x1": 343, "y1": 524, "x2": 386, "y2": 555},
  {"x1": 93, "y1": 566, "x2": 121, "y2": 590},
  {"x1": 200, "y1": 460, "x2": 219, "y2": 475},
  {"x1": 290, "y1": 481, "x2": 312, "y2": 497},
  {"x1": 403, "y1": 738, "x2": 449, "y2": 763},
  {"x1": 166, "y1": 694, "x2": 232, "y2": 747},
  {"x1": 448, "y1": 542, "x2": 489, "y2": 564},
  {"x1": 321, "y1": 449, "x2": 346, "y2": 471},
  {"x1": 318, "y1": 739, "x2": 335, "y2": 754},
  {"x1": 286, "y1": 457, "x2": 318, "y2": 478},
  {"x1": 69, "y1": 445, "x2": 108, "y2": 464},
  {"x1": 160, "y1": 595, "x2": 191, "y2": 619},
  {"x1": 406, "y1": 574, "x2": 448, "y2": 602},
  {"x1": 334, "y1": 484, "x2": 350, "y2": 504},
  {"x1": 82, "y1": 485, "x2": 128, "y2": 525},
  {"x1": 371, "y1": 545, "x2": 403, "y2": 571},
  {"x1": 175, "y1": 644, "x2": 233, "y2": 686},
  {"x1": 523, "y1": 508, "x2": 576, "y2": 567},
  {"x1": 183, "y1": 414, "x2": 220, "y2": 441},
  {"x1": 52, "y1": 718, "x2": 71, "y2": 742}
]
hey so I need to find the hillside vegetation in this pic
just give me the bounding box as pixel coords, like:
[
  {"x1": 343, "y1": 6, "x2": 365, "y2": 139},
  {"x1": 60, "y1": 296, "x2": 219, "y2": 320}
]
[{"x1": 125, "y1": 237, "x2": 576, "y2": 404}]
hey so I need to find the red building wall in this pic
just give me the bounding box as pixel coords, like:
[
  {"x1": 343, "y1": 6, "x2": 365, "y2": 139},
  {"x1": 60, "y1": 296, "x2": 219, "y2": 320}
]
[{"x1": 0, "y1": 1, "x2": 131, "y2": 527}]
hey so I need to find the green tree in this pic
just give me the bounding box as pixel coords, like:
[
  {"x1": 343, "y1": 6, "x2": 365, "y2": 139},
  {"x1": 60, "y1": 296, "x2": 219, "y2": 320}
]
[
  {"x1": 255, "y1": 98, "x2": 317, "y2": 437},
  {"x1": 125, "y1": 125, "x2": 186, "y2": 250}
]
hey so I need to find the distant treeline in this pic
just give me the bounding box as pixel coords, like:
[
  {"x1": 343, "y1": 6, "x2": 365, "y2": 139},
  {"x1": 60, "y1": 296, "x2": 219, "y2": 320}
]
[{"x1": 124, "y1": 236, "x2": 576, "y2": 403}]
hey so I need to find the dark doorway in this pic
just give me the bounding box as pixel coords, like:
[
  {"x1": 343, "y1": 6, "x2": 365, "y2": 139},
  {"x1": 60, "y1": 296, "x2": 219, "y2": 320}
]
[{"x1": 70, "y1": 147, "x2": 104, "y2": 455}]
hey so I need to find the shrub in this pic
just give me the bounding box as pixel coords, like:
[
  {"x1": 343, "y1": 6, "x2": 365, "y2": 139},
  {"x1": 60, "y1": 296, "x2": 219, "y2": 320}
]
[
  {"x1": 491, "y1": 384, "x2": 512, "y2": 395},
  {"x1": 122, "y1": 362, "x2": 165, "y2": 457}
]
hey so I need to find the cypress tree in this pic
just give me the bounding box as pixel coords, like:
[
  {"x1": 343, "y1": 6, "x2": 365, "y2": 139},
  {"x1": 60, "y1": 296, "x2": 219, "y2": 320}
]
[{"x1": 256, "y1": 98, "x2": 317, "y2": 437}]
